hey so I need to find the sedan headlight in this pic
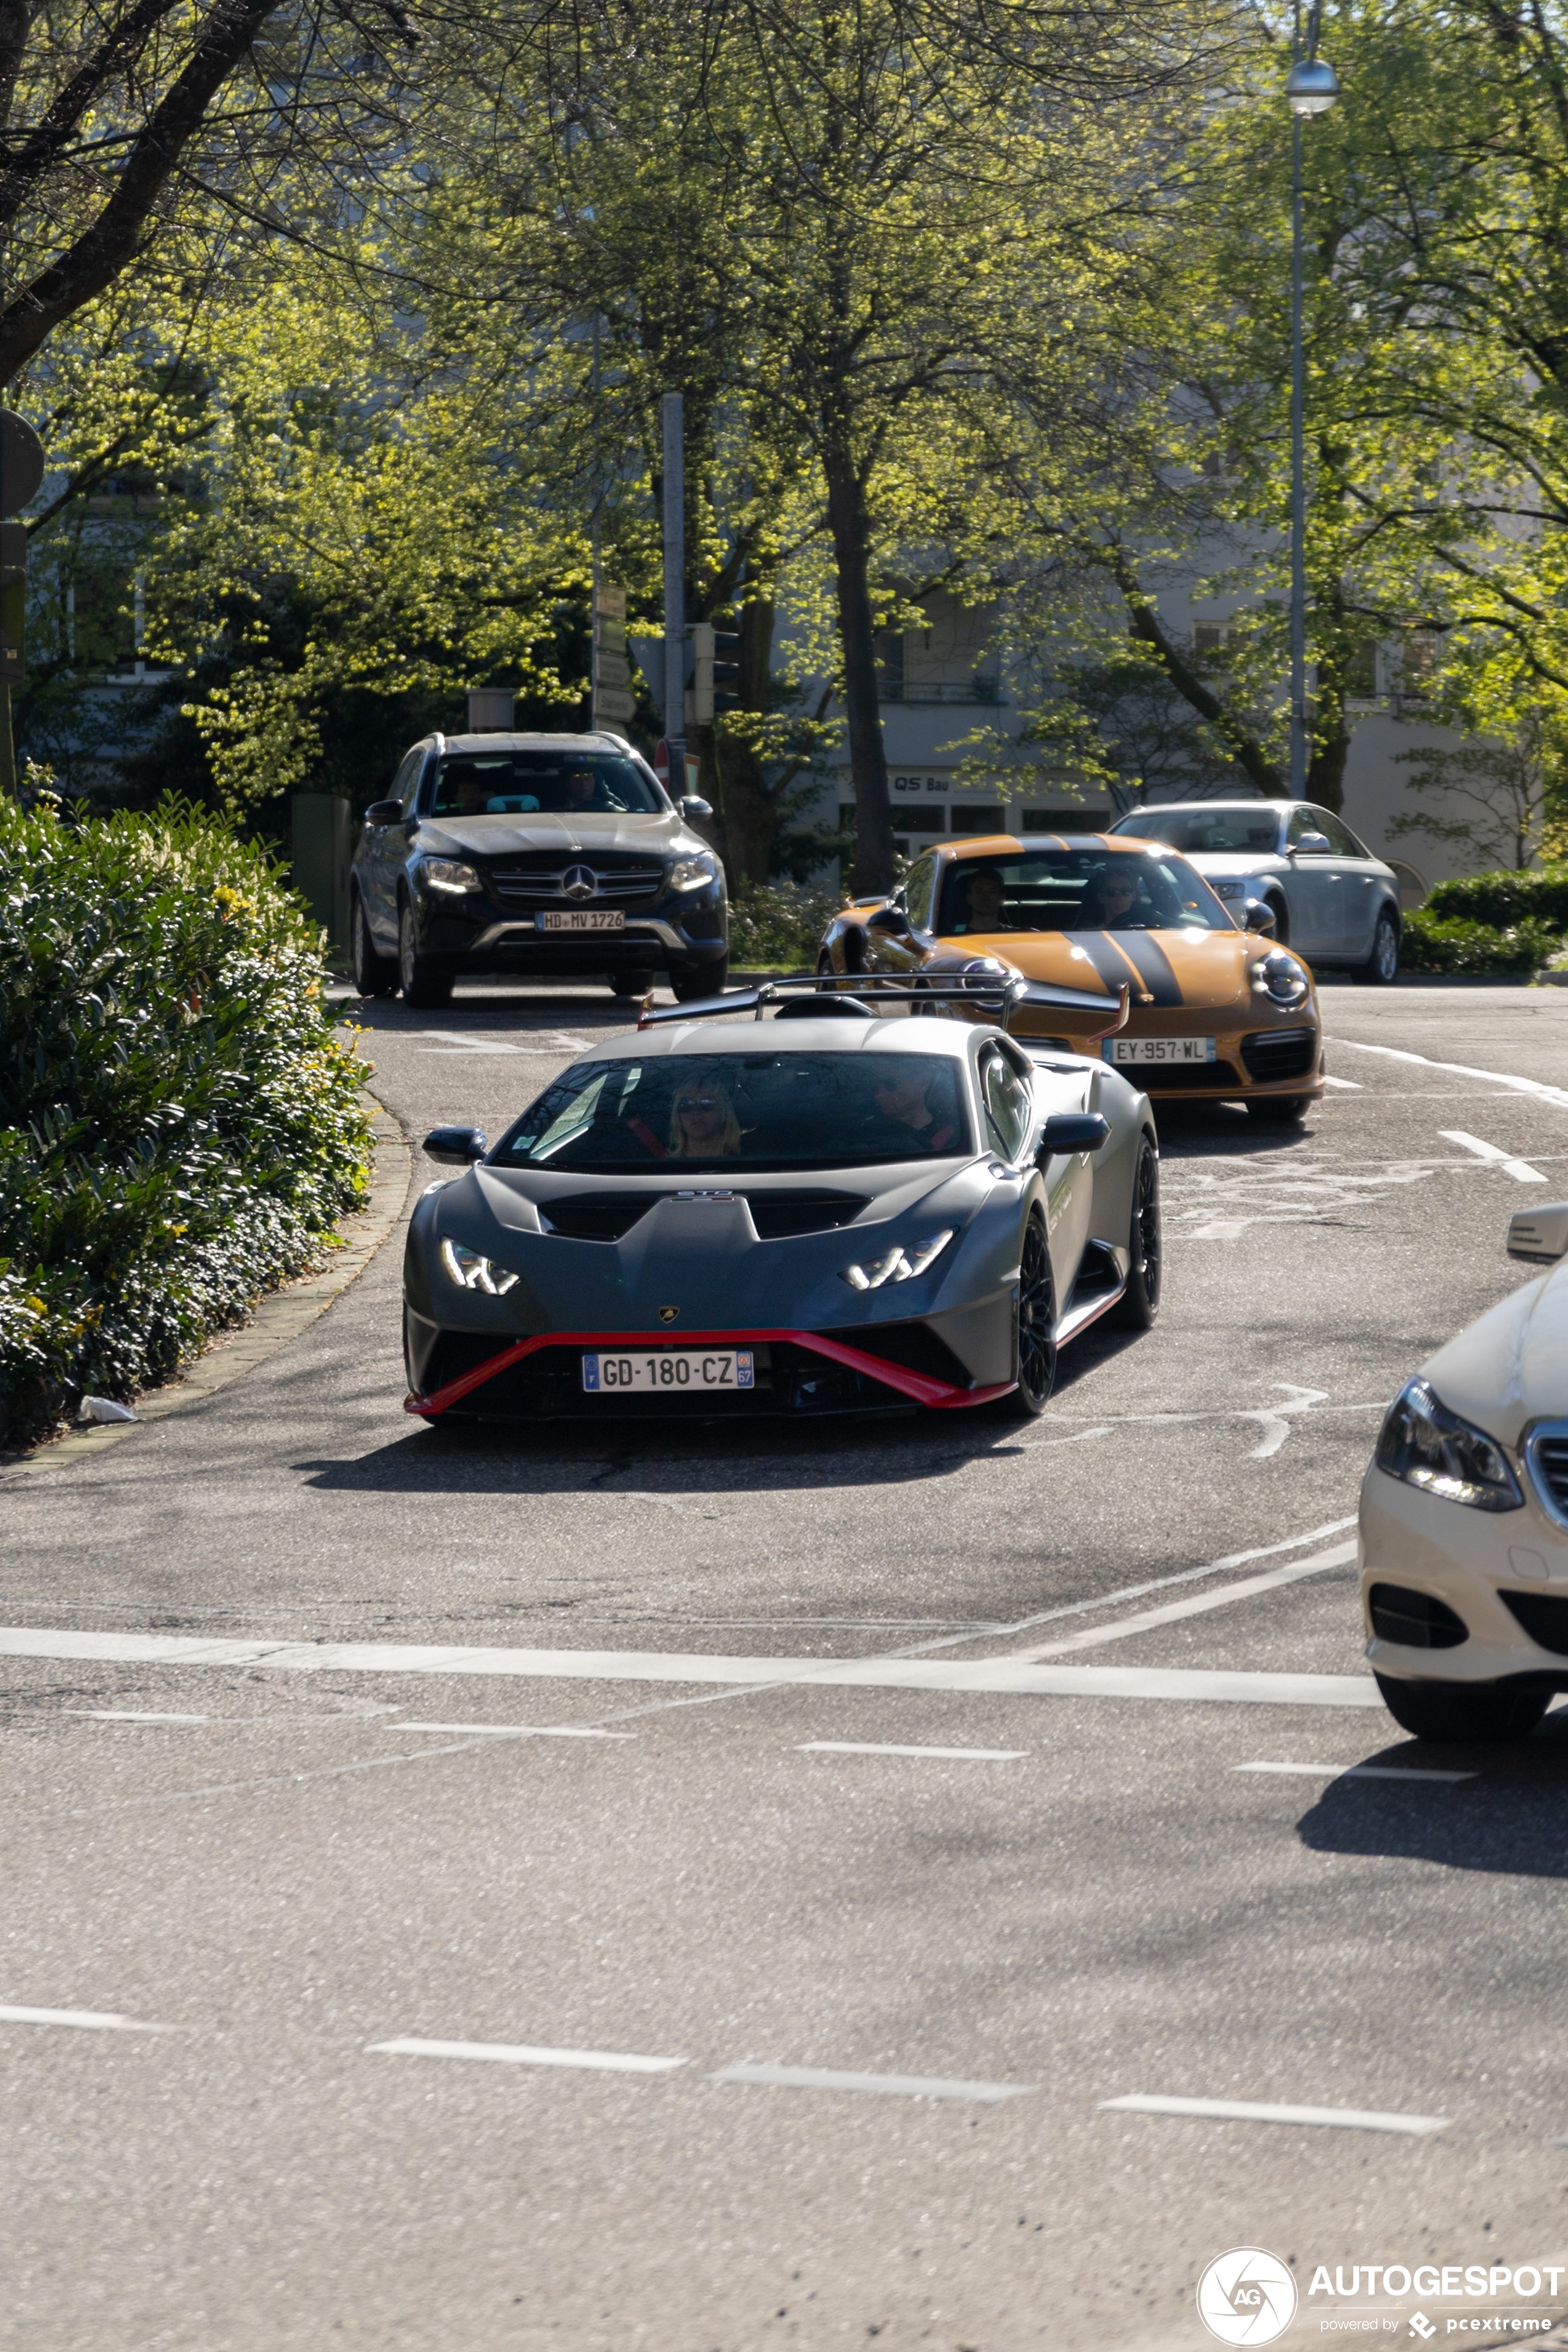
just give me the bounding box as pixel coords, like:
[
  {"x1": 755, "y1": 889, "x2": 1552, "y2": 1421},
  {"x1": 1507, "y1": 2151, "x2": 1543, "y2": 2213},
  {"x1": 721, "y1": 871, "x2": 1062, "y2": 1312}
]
[
  {"x1": 1374, "y1": 1377, "x2": 1522, "y2": 1511},
  {"x1": 1252, "y1": 949, "x2": 1310, "y2": 1007},
  {"x1": 1210, "y1": 877, "x2": 1248, "y2": 899},
  {"x1": 440, "y1": 1238, "x2": 519, "y2": 1295},
  {"x1": 669, "y1": 851, "x2": 718, "y2": 893},
  {"x1": 840, "y1": 1231, "x2": 953, "y2": 1290},
  {"x1": 423, "y1": 857, "x2": 482, "y2": 895}
]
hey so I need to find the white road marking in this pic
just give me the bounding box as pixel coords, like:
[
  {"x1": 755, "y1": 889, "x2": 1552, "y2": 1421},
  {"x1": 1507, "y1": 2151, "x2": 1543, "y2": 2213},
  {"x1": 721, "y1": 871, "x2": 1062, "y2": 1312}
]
[
  {"x1": 1439, "y1": 1129, "x2": 1547, "y2": 1183},
  {"x1": 1015, "y1": 1541, "x2": 1357, "y2": 1660},
  {"x1": 414, "y1": 1028, "x2": 594, "y2": 1058},
  {"x1": 1099, "y1": 2091, "x2": 1448, "y2": 2137},
  {"x1": 65, "y1": 1709, "x2": 210, "y2": 1724},
  {"x1": 798, "y1": 1741, "x2": 1027, "y2": 1761},
  {"x1": 1235, "y1": 1761, "x2": 1477, "y2": 1783},
  {"x1": 1026, "y1": 1386, "x2": 1381, "y2": 1462},
  {"x1": 1321, "y1": 1075, "x2": 1362, "y2": 1089},
  {"x1": 711, "y1": 2062, "x2": 1031, "y2": 2103},
  {"x1": 396, "y1": 1722, "x2": 632, "y2": 1739},
  {"x1": 1332, "y1": 1036, "x2": 1568, "y2": 1112},
  {"x1": 0, "y1": 1625, "x2": 1384, "y2": 1706},
  {"x1": 0, "y1": 2004, "x2": 174, "y2": 2035},
  {"x1": 369, "y1": 2038, "x2": 685, "y2": 2074}
]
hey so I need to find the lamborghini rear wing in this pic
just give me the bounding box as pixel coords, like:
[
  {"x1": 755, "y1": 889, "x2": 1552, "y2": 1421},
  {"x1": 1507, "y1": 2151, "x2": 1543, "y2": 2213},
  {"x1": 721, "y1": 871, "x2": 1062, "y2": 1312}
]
[{"x1": 637, "y1": 969, "x2": 1130, "y2": 1041}]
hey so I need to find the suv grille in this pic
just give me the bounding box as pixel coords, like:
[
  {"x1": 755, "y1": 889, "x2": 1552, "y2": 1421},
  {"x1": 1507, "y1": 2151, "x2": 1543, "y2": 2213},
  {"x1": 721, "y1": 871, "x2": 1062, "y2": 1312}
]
[
  {"x1": 486, "y1": 852, "x2": 665, "y2": 907},
  {"x1": 1241, "y1": 1028, "x2": 1317, "y2": 1083},
  {"x1": 1525, "y1": 1422, "x2": 1568, "y2": 1528}
]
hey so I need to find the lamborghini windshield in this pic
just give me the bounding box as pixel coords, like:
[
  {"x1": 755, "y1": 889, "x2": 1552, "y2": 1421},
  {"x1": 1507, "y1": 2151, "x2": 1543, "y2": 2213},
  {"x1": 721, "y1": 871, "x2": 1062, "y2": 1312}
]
[
  {"x1": 938, "y1": 849, "x2": 1232, "y2": 935},
  {"x1": 491, "y1": 1053, "x2": 975, "y2": 1172}
]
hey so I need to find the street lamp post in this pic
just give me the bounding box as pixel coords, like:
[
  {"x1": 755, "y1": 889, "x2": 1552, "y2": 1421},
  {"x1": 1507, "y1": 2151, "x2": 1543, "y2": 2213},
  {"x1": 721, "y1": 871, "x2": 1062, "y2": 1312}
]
[{"x1": 1285, "y1": 51, "x2": 1340, "y2": 800}]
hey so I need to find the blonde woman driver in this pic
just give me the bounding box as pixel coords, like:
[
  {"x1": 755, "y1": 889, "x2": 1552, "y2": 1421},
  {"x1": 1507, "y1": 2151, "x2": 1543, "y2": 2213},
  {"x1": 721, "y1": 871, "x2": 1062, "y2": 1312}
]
[{"x1": 669, "y1": 1076, "x2": 743, "y2": 1158}]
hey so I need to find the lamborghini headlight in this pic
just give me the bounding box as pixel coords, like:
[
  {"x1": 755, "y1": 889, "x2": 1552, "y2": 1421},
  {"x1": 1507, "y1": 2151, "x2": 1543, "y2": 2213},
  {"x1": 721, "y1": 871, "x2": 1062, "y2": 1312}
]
[
  {"x1": 422, "y1": 857, "x2": 482, "y2": 895},
  {"x1": 440, "y1": 1238, "x2": 519, "y2": 1295},
  {"x1": 840, "y1": 1231, "x2": 953, "y2": 1290},
  {"x1": 669, "y1": 851, "x2": 718, "y2": 893},
  {"x1": 1374, "y1": 1377, "x2": 1522, "y2": 1512},
  {"x1": 1252, "y1": 949, "x2": 1310, "y2": 1007}
]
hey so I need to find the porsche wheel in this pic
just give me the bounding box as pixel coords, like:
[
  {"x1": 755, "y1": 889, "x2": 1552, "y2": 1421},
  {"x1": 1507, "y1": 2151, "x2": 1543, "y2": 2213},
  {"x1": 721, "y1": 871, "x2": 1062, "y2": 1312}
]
[
  {"x1": 1247, "y1": 1093, "x2": 1311, "y2": 1125},
  {"x1": 996, "y1": 1213, "x2": 1056, "y2": 1417},
  {"x1": 1108, "y1": 1136, "x2": 1161, "y2": 1329},
  {"x1": 398, "y1": 898, "x2": 455, "y2": 1009},
  {"x1": 1374, "y1": 1674, "x2": 1549, "y2": 1745},
  {"x1": 351, "y1": 893, "x2": 397, "y2": 998}
]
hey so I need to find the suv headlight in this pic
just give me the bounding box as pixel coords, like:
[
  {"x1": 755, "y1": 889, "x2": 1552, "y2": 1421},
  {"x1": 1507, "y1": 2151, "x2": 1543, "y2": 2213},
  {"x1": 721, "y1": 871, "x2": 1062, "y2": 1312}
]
[
  {"x1": 423, "y1": 857, "x2": 482, "y2": 895},
  {"x1": 1252, "y1": 949, "x2": 1309, "y2": 1007},
  {"x1": 1374, "y1": 1377, "x2": 1522, "y2": 1511},
  {"x1": 669, "y1": 851, "x2": 718, "y2": 893},
  {"x1": 440, "y1": 1238, "x2": 519, "y2": 1295},
  {"x1": 840, "y1": 1231, "x2": 953, "y2": 1290}
]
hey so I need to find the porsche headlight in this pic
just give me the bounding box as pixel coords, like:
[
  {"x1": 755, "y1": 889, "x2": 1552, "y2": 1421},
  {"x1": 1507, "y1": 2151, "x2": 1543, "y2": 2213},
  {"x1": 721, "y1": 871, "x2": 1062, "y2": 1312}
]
[
  {"x1": 440, "y1": 1238, "x2": 519, "y2": 1295},
  {"x1": 1252, "y1": 949, "x2": 1310, "y2": 1007},
  {"x1": 1374, "y1": 1377, "x2": 1522, "y2": 1512},
  {"x1": 669, "y1": 851, "x2": 718, "y2": 893},
  {"x1": 840, "y1": 1231, "x2": 953, "y2": 1290},
  {"x1": 423, "y1": 857, "x2": 482, "y2": 895}
]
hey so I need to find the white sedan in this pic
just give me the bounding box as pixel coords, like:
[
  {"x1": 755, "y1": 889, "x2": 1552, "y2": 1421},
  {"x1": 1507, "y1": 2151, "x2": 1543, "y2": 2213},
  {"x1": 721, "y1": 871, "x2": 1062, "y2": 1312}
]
[
  {"x1": 1360, "y1": 1201, "x2": 1568, "y2": 1741},
  {"x1": 1109, "y1": 799, "x2": 1403, "y2": 983}
]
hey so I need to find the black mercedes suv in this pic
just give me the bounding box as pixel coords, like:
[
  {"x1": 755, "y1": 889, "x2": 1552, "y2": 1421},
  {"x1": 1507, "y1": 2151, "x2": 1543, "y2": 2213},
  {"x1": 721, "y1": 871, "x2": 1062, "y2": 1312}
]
[{"x1": 349, "y1": 733, "x2": 729, "y2": 1007}]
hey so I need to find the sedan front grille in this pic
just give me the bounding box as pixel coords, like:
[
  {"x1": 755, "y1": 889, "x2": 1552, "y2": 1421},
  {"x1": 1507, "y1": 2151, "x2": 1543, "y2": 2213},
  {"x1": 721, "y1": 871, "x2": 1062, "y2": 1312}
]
[
  {"x1": 1525, "y1": 1422, "x2": 1568, "y2": 1528},
  {"x1": 1240, "y1": 1028, "x2": 1317, "y2": 1083},
  {"x1": 1500, "y1": 1588, "x2": 1568, "y2": 1655},
  {"x1": 486, "y1": 853, "x2": 665, "y2": 907}
]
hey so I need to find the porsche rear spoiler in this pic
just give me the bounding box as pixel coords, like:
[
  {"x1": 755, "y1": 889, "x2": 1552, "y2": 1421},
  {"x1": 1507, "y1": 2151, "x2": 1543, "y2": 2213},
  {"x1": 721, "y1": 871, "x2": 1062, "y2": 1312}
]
[{"x1": 637, "y1": 970, "x2": 1130, "y2": 1041}]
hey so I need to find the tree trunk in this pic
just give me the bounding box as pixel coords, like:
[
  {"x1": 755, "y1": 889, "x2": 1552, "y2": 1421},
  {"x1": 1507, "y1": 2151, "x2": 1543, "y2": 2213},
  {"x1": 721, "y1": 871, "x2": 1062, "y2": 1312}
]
[
  {"x1": 823, "y1": 436, "x2": 895, "y2": 894},
  {"x1": 1111, "y1": 553, "x2": 1285, "y2": 796}
]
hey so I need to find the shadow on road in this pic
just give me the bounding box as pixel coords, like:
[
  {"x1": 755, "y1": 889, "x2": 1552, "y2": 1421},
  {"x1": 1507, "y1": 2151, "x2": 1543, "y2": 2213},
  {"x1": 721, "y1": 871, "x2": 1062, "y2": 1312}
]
[{"x1": 1298, "y1": 1720, "x2": 1568, "y2": 1879}]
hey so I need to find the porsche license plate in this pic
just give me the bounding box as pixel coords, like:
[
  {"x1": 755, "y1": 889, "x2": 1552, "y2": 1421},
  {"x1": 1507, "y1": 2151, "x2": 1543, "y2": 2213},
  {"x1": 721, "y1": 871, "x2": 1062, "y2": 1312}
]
[
  {"x1": 583, "y1": 1349, "x2": 756, "y2": 1393},
  {"x1": 536, "y1": 910, "x2": 625, "y2": 932},
  {"x1": 1109, "y1": 1037, "x2": 1216, "y2": 1064}
]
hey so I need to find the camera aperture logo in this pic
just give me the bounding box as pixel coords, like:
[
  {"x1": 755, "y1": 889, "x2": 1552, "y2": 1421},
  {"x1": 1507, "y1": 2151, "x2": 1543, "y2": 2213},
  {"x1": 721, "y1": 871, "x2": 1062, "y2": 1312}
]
[{"x1": 1198, "y1": 2248, "x2": 1299, "y2": 2345}]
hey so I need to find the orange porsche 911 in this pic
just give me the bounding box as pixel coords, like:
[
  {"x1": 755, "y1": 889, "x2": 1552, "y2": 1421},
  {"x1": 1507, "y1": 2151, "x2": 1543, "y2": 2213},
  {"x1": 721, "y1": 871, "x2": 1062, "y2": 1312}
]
[{"x1": 815, "y1": 830, "x2": 1324, "y2": 1119}]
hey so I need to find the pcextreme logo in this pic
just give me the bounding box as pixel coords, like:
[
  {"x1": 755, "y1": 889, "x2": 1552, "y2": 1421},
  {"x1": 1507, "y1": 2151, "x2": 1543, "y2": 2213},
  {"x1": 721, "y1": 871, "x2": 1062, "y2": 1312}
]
[{"x1": 1196, "y1": 2248, "x2": 1299, "y2": 2345}]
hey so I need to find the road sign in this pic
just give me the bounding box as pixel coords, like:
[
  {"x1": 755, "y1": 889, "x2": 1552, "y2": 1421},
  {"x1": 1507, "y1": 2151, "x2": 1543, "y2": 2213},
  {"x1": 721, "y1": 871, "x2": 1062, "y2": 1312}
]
[
  {"x1": 0, "y1": 413, "x2": 43, "y2": 517},
  {"x1": 595, "y1": 686, "x2": 637, "y2": 723},
  {"x1": 596, "y1": 615, "x2": 627, "y2": 654},
  {"x1": 595, "y1": 582, "x2": 627, "y2": 621},
  {"x1": 594, "y1": 651, "x2": 630, "y2": 691}
]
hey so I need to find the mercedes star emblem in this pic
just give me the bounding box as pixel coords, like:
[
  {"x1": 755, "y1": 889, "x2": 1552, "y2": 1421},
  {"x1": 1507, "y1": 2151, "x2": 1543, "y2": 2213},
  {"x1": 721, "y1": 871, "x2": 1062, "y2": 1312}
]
[{"x1": 562, "y1": 864, "x2": 598, "y2": 902}]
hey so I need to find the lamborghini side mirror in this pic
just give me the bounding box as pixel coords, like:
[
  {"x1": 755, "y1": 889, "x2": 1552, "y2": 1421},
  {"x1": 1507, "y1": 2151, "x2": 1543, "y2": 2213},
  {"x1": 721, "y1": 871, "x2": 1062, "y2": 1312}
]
[
  {"x1": 423, "y1": 1125, "x2": 488, "y2": 1164},
  {"x1": 1036, "y1": 1113, "x2": 1111, "y2": 1162}
]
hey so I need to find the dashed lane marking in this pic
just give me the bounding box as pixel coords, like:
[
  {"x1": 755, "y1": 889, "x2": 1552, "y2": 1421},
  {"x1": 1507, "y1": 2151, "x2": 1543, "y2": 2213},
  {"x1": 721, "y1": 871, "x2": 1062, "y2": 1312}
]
[
  {"x1": 711, "y1": 2062, "x2": 1031, "y2": 2103},
  {"x1": 1099, "y1": 2092, "x2": 1448, "y2": 2137},
  {"x1": 1331, "y1": 1036, "x2": 1568, "y2": 1112},
  {"x1": 1015, "y1": 1541, "x2": 1356, "y2": 1660},
  {"x1": 1439, "y1": 1129, "x2": 1548, "y2": 1183},
  {"x1": 0, "y1": 1625, "x2": 1385, "y2": 1707},
  {"x1": 1321, "y1": 1075, "x2": 1362, "y2": 1089},
  {"x1": 369, "y1": 2038, "x2": 685, "y2": 2074},
  {"x1": 1235, "y1": 1761, "x2": 1477, "y2": 1783},
  {"x1": 0, "y1": 2004, "x2": 174, "y2": 2035},
  {"x1": 396, "y1": 1722, "x2": 633, "y2": 1740},
  {"x1": 65, "y1": 1710, "x2": 210, "y2": 1725},
  {"x1": 798, "y1": 1741, "x2": 1027, "y2": 1761}
]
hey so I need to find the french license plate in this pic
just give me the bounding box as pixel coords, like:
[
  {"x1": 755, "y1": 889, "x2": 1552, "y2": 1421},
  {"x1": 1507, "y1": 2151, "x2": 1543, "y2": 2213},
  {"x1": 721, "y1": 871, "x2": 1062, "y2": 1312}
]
[
  {"x1": 536, "y1": 910, "x2": 625, "y2": 932},
  {"x1": 583, "y1": 1348, "x2": 756, "y2": 1393},
  {"x1": 1109, "y1": 1037, "x2": 1217, "y2": 1064}
]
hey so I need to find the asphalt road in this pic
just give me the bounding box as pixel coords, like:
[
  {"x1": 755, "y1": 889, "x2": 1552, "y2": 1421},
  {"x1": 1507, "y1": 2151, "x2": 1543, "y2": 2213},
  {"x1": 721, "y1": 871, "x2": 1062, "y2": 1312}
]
[{"x1": 4, "y1": 978, "x2": 1568, "y2": 2352}]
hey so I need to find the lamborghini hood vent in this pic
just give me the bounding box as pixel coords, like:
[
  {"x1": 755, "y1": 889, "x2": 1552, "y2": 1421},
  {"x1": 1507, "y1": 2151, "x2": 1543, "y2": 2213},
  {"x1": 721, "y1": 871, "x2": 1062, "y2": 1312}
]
[
  {"x1": 539, "y1": 1194, "x2": 656, "y2": 1241},
  {"x1": 536, "y1": 1188, "x2": 869, "y2": 1241},
  {"x1": 746, "y1": 1190, "x2": 869, "y2": 1238}
]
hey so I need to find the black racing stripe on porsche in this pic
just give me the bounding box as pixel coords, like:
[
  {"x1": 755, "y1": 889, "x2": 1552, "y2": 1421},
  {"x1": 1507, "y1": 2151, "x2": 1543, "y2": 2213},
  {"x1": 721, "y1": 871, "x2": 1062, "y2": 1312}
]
[
  {"x1": 1070, "y1": 928, "x2": 1185, "y2": 1007},
  {"x1": 1062, "y1": 932, "x2": 1145, "y2": 1000}
]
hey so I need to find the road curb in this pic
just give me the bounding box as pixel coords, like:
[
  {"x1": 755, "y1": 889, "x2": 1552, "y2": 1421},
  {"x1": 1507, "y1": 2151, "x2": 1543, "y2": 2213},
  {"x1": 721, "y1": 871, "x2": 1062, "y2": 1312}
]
[{"x1": 1, "y1": 1095, "x2": 414, "y2": 1482}]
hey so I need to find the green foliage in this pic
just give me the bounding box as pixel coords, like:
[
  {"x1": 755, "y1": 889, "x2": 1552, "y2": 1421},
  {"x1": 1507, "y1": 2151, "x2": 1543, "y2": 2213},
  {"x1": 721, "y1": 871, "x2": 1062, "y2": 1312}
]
[
  {"x1": 727, "y1": 883, "x2": 841, "y2": 970},
  {"x1": 1424, "y1": 867, "x2": 1568, "y2": 932},
  {"x1": 1399, "y1": 910, "x2": 1560, "y2": 976},
  {"x1": 0, "y1": 801, "x2": 372, "y2": 1449}
]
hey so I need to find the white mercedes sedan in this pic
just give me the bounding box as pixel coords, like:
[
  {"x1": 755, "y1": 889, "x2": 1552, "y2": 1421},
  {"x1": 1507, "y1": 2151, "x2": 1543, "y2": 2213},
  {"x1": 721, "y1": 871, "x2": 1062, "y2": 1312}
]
[{"x1": 1360, "y1": 1201, "x2": 1568, "y2": 1741}]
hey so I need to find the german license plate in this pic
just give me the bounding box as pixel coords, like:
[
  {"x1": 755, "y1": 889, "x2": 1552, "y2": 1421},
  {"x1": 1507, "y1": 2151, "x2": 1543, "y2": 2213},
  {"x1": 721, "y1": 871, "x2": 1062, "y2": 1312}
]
[
  {"x1": 1109, "y1": 1037, "x2": 1216, "y2": 1064},
  {"x1": 536, "y1": 910, "x2": 625, "y2": 932},
  {"x1": 583, "y1": 1348, "x2": 756, "y2": 1393}
]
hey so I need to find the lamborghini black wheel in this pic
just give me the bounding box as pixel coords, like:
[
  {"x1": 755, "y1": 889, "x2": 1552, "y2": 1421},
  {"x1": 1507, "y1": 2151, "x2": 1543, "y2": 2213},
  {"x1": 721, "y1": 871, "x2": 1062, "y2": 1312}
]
[
  {"x1": 995, "y1": 1212, "x2": 1056, "y2": 1417},
  {"x1": 1109, "y1": 1135, "x2": 1161, "y2": 1329}
]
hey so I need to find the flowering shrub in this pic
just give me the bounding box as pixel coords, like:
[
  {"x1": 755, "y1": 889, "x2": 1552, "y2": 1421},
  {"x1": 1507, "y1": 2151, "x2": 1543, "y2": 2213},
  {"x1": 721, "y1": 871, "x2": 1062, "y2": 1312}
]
[{"x1": 0, "y1": 801, "x2": 372, "y2": 1449}]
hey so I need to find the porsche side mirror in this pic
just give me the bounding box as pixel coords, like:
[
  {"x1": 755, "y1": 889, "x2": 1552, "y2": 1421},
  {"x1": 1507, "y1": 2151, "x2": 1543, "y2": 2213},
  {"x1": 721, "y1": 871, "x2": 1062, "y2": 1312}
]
[
  {"x1": 867, "y1": 903, "x2": 911, "y2": 935},
  {"x1": 1241, "y1": 898, "x2": 1277, "y2": 938},
  {"x1": 1036, "y1": 1113, "x2": 1111, "y2": 1162},
  {"x1": 1293, "y1": 832, "x2": 1332, "y2": 856},
  {"x1": 364, "y1": 798, "x2": 403, "y2": 826},
  {"x1": 680, "y1": 794, "x2": 713, "y2": 822},
  {"x1": 1508, "y1": 1203, "x2": 1568, "y2": 1261},
  {"x1": 423, "y1": 1125, "x2": 488, "y2": 1164}
]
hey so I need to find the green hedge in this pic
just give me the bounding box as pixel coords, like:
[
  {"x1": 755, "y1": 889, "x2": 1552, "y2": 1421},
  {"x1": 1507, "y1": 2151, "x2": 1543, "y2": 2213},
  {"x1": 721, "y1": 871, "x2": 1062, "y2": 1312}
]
[
  {"x1": 1425, "y1": 865, "x2": 1568, "y2": 930},
  {"x1": 1399, "y1": 909, "x2": 1560, "y2": 975},
  {"x1": 0, "y1": 801, "x2": 373, "y2": 1450},
  {"x1": 728, "y1": 881, "x2": 842, "y2": 970}
]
